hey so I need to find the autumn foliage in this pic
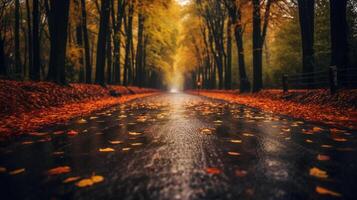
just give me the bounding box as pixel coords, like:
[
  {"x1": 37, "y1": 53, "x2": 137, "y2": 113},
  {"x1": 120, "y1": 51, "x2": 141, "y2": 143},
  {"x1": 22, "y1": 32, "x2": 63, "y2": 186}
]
[{"x1": 0, "y1": 80, "x2": 158, "y2": 139}]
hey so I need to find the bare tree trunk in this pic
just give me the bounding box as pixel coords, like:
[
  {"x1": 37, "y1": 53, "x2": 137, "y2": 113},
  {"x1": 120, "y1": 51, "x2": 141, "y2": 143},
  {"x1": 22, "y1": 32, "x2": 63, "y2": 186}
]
[
  {"x1": 14, "y1": 0, "x2": 21, "y2": 77},
  {"x1": 135, "y1": 12, "x2": 144, "y2": 87},
  {"x1": 31, "y1": 0, "x2": 40, "y2": 81},
  {"x1": 95, "y1": 0, "x2": 110, "y2": 86},
  {"x1": 298, "y1": 0, "x2": 315, "y2": 87},
  {"x1": 225, "y1": 19, "x2": 232, "y2": 89},
  {"x1": 25, "y1": 0, "x2": 32, "y2": 80},
  {"x1": 80, "y1": 0, "x2": 92, "y2": 83},
  {"x1": 47, "y1": 0, "x2": 71, "y2": 85}
]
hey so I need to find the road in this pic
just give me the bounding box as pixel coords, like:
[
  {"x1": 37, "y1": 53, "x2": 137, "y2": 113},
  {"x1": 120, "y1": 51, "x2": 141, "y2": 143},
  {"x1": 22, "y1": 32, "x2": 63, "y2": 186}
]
[{"x1": 0, "y1": 93, "x2": 356, "y2": 200}]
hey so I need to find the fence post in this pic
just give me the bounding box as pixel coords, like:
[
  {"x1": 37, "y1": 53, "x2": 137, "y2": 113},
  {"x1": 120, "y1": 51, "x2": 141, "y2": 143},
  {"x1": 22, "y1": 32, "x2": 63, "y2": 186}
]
[
  {"x1": 329, "y1": 66, "x2": 338, "y2": 94},
  {"x1": 282, "y1": 74, "x2": 288, "y2": 93}
]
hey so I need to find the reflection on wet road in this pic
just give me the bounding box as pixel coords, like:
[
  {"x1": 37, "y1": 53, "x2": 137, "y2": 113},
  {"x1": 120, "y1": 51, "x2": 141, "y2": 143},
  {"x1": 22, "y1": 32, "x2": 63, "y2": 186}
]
[{"x1": 1, "y1": 93, "x2": 357, "y2": 200}]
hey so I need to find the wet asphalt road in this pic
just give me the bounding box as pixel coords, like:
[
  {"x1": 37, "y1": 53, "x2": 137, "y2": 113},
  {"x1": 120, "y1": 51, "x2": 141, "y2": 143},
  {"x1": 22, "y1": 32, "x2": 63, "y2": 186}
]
[{"x1": 0, "y1": 93, "x2": 357, "y2": 200}]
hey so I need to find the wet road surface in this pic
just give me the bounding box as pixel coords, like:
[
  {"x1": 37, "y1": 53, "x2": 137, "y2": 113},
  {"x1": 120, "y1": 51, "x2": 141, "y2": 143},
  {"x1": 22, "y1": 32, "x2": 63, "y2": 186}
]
[{"x1": 1, "y1": 93, "x2": 357, "y2": 200}]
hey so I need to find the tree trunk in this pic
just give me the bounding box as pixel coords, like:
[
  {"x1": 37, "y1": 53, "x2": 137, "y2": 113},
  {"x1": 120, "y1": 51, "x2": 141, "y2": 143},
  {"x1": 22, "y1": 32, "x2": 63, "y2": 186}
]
[
  {"x1": 31, "y1": 0, "x2": 40, "y2": 81},
  {"x1": 112, "y1": 0, "x2": 125, "y2": 85},
  {"x1": 80, "y1": 0, "x2": 92, "y2": 83},
  {"x1": 252, "y1": 0, "x2": 263, "y2": 92},
  {"x1": 225, "y1": 19, "x2": 232, "y2": 90},
  {"x1": 298, "y1": 0, "x2": 315, "y2": 87},
  {"x1": 0, "y1": 38, "x2": 6, "y2": 76},
  {"x1": 135, "y1": 12, "x2": 144, "y2": 87},
  {"x1": 106, "y1": 28, "x2": 112, "y2": 84},
  {"x1": 26, "y1": 0, "x2": 32, "y2": 80},
  {"x1": 47, "y1": 0, "x2": 71, "y2": 85},
  {"x1": 124, "y1": 2, "x2": 134, "y2": 86},
  {"x1": 14, "y1": 0, "x2": 21, "y2": 77},
  {"x1": 234, "y1": 25, "x2": 250, "y2": 93},
  {"x1": 95, "y1": 0, "x2": 110, "y2": 86}
]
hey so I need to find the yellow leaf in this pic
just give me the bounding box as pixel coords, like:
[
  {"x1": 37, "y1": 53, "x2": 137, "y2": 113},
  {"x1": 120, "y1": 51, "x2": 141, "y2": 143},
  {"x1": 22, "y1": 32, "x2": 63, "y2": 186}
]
[
  {"x1": 313, "y1": 127, "x2": 323, "y2": 132},
  {"x1": 47, "y1": 166, "x2": 71, "y2": 175},
  {"x1": 243, "y1": 133, "x2": 254, "y2": 137},
  {"x1": 306, "y1": 139, "x2": 313, "y2": 143},
  {"x1": 99, "y1": 148, "x2": 115, "y2": 152},
  {"x1": 309, "y1": 167, "x2": 328, "y2": 178},
  {"x1": 128, "y1": 132, "x2": 143, "y2": 136},
  {"x1": 230, "y1": 140, "x2": 242, "y2": 144},
  {"x1": 9, "y1": 168, "x2": 25, "y2": 175},
  {"x1": 91, "y1": 175, "x2": 104, "y2": 183},
  {"x1": 130, "y1": 143, "x2": 143, "y2": 146},
  {"x1": 200, "y1": 128, "x2": 213, "y2": 135},
  {"x1": 109, "y1": 140, "x2": 123, "y2": 145},
  {"x1": 316, "y1": 186, "x2": 342, "y2": 197},
  {"x1": 76, "y1": 179, "x2": 93, "y2": 187},
  {"x1": 63, "y1": 176, "x2": 81, "y2": 183},
  {"x1": 321, "y1": 144, "x2": 333, "y2": 148},
  {"x1": 122, "y1": 147, "x2": 131, "y2": 151}
]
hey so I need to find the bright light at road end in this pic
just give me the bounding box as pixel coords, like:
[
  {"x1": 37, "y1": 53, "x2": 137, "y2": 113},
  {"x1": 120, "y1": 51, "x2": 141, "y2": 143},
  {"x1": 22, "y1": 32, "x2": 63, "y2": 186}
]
[{"x1": 170, "y1": 88, "x2": 179, "y2": 93}]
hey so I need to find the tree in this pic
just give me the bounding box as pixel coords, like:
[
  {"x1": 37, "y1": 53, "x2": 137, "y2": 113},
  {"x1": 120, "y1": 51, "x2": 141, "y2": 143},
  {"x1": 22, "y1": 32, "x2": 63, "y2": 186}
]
[
  {"x1": 14, "y1": 0, "x2": 21, "y2": 77},
  {"x1": 123, "y1": 1, "x2": 134, "y2": 86},
  {"x1": 135, "y1": 10, "x2": 145, "y2": 87},
  {"x1": 223, "y1": 0, "x2": 250, "y2": 92},
  {"x1": 46, "y1": 0, "x2": 71, "y2": 85},
  {"x1": 225, "y1": 18, "x2": 232, "y2": 89},
  {"x1": 298, "y1": 0, "x2": 315, "y2": 86},
  {"x1": 252, "y1": 0, "x2": 272, "y2": 92},
  {"x1": 330, "y1": 0, "x2": 349, "y2": 72},
  {"x1": 112, "y1": 0, "x2": 126, "y2": 85},
  {"x1": 31, "y1": 0, "x2": 40, "y2": 81},
  {"x1": 80, "y1": 0, "x2": 92, "y2": 83},
  {"x1": 95, "y1": 0, "x2": 111, "y2": 86}
]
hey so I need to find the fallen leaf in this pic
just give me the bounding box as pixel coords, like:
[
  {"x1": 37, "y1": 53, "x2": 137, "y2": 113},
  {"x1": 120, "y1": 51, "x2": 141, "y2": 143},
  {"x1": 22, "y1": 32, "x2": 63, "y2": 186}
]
[
  {"x1": 235, "y1": 169, "x2": 248, "y2": 177},
  {"x1": 28, "y1": 132, "x2": 48, "y2": 137},
  {"x1": 109, "y1": 140, "x2": 123, "y2": 145},
  {"x1": 22, "y1": 141, "x2": 34, "y2": 145},
  {"x1": 76, "y1": 119, "x2": 87, "y2": 124},
  {"x1": 243, "y1": 133, "x2": 254, "y2": 137},
  {"x1": 53, "y1": 131, "x2": 65, "y2": 135},
  {"x1": 317, "y1": 154, "x2": 330, "y2": 161},
  {"x1": 230, "y1": 139, "x2": 242, "y2": 144},
  {"x1": 122, "y1": 147, "x2": 131, "y2": 151},
  {"x1": 310, "y1": 167, "x2": 328, "y2": 178},
  {"x1": 67, "y1": 130, "x2": 78, "y2": 136},
  {"x1": 306, "y1": 139, "x2": 313, "y2": 143},
  {"x1": 99, "y1": 148, "x2": 115, "y2": 152},
  {"x1": 205, "y1": 168, "x2": 221, "y2": 175},
  {"x1": 9, "y1": 168, "x2": 25, "y2": 175},
  {"x1": 200, "y1": 128, "x2": 213, "y2": 135},
  {"x1": 228, "y1": 152, "x2": 241, "y2": 156},
  {"x1": 316, "y1": 186, "x2": 342, "y2": 197},
  {"x1": 321, "y1": 144, "x2": 333, "y2": 148},
  {"x1": 47, "y1": 166, "x2": 71, "y2": 175},
  {"x1": 313, "y1": 127, "x2": 324, "y2": 132},
  {"x1": 75, "y1": 175, "x2": 104, "y2": 187},
  {"x1": 128, "y1": 132, "x2": 143, "y2": 136},
  {"x1": 333, "y1": 138, "x2": 347, "y2": 142},
  {"x1": 63, "y1": 176, "x2": 81, "y2": 183},
  {"x1": 76, "y1": 178, "x2": 94, "y2": 187},
  {"x1": 91, "y1": 175, "x2": 104, "y2": 183},
  {"x1": 131, "y1": 143, "x2": 143, "y2": 146}
]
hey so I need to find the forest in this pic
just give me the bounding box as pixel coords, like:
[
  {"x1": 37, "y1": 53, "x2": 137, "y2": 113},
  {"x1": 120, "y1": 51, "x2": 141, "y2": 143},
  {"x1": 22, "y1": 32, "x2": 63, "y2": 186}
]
[{"x1": 0, "y1": 0, "x2": 356, "y2": 92}]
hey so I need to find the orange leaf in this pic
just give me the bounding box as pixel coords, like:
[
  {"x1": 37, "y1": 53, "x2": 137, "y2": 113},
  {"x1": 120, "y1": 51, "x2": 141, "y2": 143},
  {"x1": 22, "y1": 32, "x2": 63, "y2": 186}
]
[
  {"x1": 316, "y1": 186, "x2": 341, "y2": 197},
  {"x1": 205, "y1": 168, "x2": 221, "y2": 175},
  {"x1": 47, "y1": 166, "x2": 71, "y2": 175}
]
